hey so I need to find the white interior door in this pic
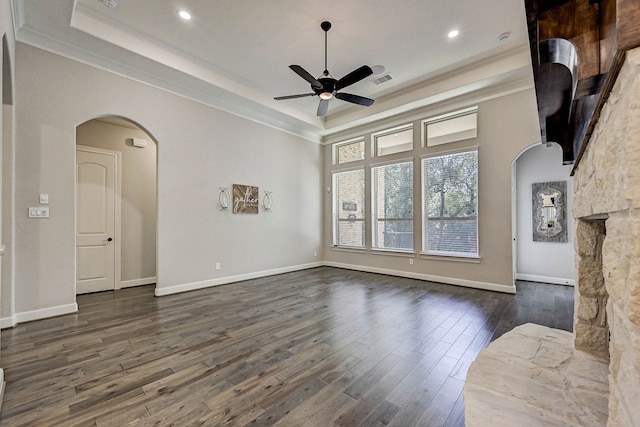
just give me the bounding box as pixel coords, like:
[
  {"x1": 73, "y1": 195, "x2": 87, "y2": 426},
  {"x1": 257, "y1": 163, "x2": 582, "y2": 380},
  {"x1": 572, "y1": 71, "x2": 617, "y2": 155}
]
[{"x1": 76, "y1": 147, "x2": 119, "y2": 294}]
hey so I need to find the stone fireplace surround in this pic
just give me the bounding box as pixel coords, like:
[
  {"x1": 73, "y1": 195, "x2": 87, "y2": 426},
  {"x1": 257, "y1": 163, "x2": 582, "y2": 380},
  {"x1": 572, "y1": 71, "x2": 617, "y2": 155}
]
[{"x1": 464, "y1": 47, "x2": 640, "y2": 426}]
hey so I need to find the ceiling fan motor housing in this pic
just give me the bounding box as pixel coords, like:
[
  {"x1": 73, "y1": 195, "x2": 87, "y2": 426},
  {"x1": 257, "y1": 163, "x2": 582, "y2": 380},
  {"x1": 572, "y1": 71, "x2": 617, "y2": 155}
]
[{"x1": 315, "y1": 77, "x2": 337, "y2": 97}]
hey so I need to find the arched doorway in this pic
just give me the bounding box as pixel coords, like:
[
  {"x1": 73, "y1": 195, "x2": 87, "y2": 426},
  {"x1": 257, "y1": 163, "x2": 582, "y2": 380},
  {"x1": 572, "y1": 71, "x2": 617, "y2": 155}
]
[
  {"x1": 75, "y1": 117, "x2": 157, "y2": 294},
  {"x1": 511, "y1": 142, "x2": 575, "y2": 286}
]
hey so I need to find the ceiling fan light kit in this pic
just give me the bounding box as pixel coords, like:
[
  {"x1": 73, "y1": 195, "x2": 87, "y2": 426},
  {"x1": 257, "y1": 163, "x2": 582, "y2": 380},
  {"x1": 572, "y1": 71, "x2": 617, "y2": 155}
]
[{"x1": 274, "y1": 21, "x2": 375, "y2": 116}]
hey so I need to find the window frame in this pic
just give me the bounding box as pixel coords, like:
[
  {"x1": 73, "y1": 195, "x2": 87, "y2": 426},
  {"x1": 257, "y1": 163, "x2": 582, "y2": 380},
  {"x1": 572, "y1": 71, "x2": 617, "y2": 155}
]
[
  {"x1": 370, "y1": 157, "x2": 415, "y2": 252},
  {"x1": 421, "y1": 147, "x2": 479, "y2": 258},
  {"x1": 333, "y1": 137, "x2": 365, "y2": 165},
  {"x1": 423, "y1": 106, "x2": 478, "y2": 148},
  {"x1": 372, "y1": 123, "x2": 414, "y2": 157},
  {"x1": 332, "y1": 166, "x2": 366, "y2": 249}
]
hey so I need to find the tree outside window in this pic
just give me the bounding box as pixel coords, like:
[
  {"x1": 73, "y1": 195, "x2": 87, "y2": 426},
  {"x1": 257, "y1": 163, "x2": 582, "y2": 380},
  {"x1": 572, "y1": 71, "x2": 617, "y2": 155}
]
[
  {"x1": 423, "y1": 149, "x2": 478, "y2": 256},
  {"x1": 372, "y1": 161, "x2": 413, "y2": 250}
]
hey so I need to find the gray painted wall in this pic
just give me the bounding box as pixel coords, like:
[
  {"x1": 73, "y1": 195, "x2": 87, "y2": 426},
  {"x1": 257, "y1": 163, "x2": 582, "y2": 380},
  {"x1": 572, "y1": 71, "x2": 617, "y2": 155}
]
[{"x1": 4, "y1": 42, "x2": 322, "y2": 323}]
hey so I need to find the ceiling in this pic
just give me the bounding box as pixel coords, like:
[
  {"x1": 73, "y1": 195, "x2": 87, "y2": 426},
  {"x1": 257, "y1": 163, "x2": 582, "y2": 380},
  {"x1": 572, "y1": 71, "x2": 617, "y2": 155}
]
[{"x1": 11, "y1": 0, "x2": 535, "y2": 142}]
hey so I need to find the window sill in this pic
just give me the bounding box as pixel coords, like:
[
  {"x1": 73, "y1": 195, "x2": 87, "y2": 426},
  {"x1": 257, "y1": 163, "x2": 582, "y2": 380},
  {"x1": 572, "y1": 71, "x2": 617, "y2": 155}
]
[
  {"x1": 419, "y1": 253, "x2": 481, "y2": 263},
  {"x1": 370, "y1": 249, "x2": 415, "y2": 258},
  {"x1": 331, "y1": 246, "x2": 367, "y2": 254}
]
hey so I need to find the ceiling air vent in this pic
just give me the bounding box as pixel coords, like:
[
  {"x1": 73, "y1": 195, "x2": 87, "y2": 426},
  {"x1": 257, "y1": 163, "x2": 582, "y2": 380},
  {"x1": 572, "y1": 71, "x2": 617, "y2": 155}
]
[{"x1": 372, "y1": 74, "x2": 393, "y2": 85}]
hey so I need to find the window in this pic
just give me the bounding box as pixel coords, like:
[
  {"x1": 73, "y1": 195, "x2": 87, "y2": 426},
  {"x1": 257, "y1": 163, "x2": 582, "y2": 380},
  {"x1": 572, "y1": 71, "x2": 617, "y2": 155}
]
[
  {"x1": 373, "y1": 124, "x2": 413, "y2": 156},
  {"x1": 333, "y1": 169, "x2": 365, "y2": 247},
  {"x1": 422, "y1": 149, "x2": 478, "y2": 257},
  {"x1": 425, "y1": 107, "x2": 477, "y2": 147},
  {"x1": 334, "y1": 138, "x2": 365, "y2": 164},
  {"x1": 372, "y1": 160, "x2": 413, "y2": 250}
]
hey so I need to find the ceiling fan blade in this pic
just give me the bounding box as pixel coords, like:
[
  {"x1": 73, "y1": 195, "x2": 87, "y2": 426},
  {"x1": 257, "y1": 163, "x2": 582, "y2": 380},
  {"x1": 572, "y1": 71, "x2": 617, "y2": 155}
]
[
  {"x1": 335, "y1": 65, "x2": 373, "y2": 90},
  {"x1": 317, "y1": 99, "x2": 329, "y2": 116},
  {"x1": 335, "y1": 92, "x2": 375, "y2": 106},
  {"x1": 274, "y1": 93, "x2": 316, "y2": 100},
  {"x1": 290, "y1": 65, "x2": 322, "y2": 90}
]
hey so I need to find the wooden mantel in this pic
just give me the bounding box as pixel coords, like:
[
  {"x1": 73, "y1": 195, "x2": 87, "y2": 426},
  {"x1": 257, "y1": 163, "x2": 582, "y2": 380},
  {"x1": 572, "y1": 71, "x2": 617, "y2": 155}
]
[{"x1": 524, "y1": 0, "x2": 640, "y2": 170}]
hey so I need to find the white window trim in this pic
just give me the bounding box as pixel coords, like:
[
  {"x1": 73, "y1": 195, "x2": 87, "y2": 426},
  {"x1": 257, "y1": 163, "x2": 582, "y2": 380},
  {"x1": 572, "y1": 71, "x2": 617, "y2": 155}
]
[
  {"x1": 422, "y1": 105, "x2": 478, "y2": 126},
  {"x1": 370, "y1": 156, "x2": 415, "y2": 169},
  {"x1": 332, "y1": 164, "x2": 367, "y2": 174},
  {"x1": 419, "y1": 253, "x2": 480, "y2": 262},
  {"x1": 420, "y1": 145, "x2": 478, "y2": 161},
  {"x1": 371, "y1": 248, "x2": 415, "y2": 256},
  {"x1": 331, "y1": 244, "x2": 367, "y2": 251}
]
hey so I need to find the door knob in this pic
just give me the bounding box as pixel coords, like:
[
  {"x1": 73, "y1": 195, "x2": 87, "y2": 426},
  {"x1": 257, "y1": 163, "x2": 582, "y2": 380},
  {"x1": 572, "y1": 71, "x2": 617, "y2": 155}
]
[{"x1": 107, "y1": 238, "x2": 113, "y2": 242}]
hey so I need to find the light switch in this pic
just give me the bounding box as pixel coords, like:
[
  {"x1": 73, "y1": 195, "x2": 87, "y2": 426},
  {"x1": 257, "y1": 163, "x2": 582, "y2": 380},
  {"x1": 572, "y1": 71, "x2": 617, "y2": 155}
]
[
  {"x1": 28, "y1": 207, "x2": 50, "y2": 218},
  {"x1": 39, "y1": 194, "x2": 49, "y2": 205}
]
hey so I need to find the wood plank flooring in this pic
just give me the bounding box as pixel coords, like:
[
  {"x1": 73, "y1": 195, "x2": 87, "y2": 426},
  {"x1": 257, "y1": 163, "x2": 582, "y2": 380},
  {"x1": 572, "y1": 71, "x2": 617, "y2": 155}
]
[{"x1": 0, "y1": 267, "x2": 574, "y2": 426}]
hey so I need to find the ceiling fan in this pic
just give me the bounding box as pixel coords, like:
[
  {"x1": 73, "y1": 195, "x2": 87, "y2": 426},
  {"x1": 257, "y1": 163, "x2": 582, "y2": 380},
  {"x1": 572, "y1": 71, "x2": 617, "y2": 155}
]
[{"x1": 274, "y1": 21, "x2": 375, "y2": 116}]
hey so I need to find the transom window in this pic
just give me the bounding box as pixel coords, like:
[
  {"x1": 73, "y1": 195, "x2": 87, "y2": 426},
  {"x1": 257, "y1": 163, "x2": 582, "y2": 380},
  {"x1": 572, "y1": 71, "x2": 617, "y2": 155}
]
[
  {"x1": 424, "y1": 107, "x2": 477, "y2": 147},
  {"x1": 373, "y1": 124, "x2": 413, "y2": 156},
  {"x1": 334, "y1": 138, "x2": 365, "y2": 164}
]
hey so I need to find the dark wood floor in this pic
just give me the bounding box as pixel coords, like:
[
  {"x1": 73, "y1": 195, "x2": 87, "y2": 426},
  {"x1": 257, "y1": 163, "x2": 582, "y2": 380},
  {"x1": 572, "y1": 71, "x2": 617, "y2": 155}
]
[{"x1": 0, "y1": 267, "x2": 574, "y2": 426}]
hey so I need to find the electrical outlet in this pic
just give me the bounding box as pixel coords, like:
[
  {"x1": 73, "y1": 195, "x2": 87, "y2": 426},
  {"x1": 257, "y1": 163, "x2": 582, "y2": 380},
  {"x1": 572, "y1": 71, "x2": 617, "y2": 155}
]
[
  {"x1": 314, "y1": 251, "x2": 318, "y2": 257},
  {"x1": 409, "y1": 258, "x2": 414, "y2": 265},
  {"x1": 215, "y1": 263, "x2": 221, "y2": 270}
]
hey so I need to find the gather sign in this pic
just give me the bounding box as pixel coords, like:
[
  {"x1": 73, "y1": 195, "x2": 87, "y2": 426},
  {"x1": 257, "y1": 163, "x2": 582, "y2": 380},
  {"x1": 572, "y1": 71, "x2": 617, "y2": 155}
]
[{"x1": 232, "y1": 184, "x2": 259, "y2": 214}]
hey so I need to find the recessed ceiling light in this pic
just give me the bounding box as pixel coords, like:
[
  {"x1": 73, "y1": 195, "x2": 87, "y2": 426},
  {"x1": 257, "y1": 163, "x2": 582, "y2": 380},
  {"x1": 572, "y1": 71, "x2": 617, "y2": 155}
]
[
  {"x1": 178, "y1": 10, "x2": 192, "y2": 20},
  {"x1": 448, "y1": 29, "x2": 459, "y2": 38}
]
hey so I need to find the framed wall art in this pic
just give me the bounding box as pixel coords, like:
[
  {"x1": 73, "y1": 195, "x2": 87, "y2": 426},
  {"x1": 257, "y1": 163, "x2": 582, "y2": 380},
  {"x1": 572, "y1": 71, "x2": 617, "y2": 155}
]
[
  {"x1": 232, "y1": 184, "x2": 259, "y2": 214},
  {"x1": 532, "y1": 181, "x2": 567, "y2": 243}
]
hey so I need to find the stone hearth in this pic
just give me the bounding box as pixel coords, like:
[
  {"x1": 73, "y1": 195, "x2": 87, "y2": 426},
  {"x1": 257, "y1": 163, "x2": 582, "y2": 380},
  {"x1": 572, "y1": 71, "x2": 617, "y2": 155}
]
[{"x1": 464, "y1": 323, "x2": 608, "y2": 426}]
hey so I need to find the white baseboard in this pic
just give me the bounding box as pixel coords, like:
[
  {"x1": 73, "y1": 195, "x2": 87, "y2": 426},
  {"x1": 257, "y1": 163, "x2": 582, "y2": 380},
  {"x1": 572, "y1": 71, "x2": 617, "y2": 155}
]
[
  {"x1": 324, "y1": 262, "x2": 516, "y2": 294},
  {"x1": 15, "y1": 303, "x2": 78, "y2": 324},
  {"x1": 120, "y1": 277, "x2": 156, "y2": 289},
  {"x1": 0, "y1": 369, "x2": 4, "y2": 412},
  {"x1": 155, "y1": 262, "x2": 324, "y2": 296},
  {"x1": 516, "y1": 273, "x2": 575, "y2": 286},
  {"x1": 0, "y1": 315, "x2": 17, "y2": 329}
]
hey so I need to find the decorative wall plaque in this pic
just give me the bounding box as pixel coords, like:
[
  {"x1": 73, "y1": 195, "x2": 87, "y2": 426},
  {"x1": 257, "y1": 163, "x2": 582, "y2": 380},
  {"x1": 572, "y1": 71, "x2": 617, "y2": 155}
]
[
  {"x1": 232, "y1": 184, "x2": 259, "y2": 214},
  {"x1": 532, "y1": 181, "x2": 567, "y2": 242}
]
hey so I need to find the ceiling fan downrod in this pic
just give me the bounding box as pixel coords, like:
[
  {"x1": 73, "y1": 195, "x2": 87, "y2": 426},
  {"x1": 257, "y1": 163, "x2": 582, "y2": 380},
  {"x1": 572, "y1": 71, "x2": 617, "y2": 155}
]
[{"x1": 321, "y1": 21, "x2": 331, "y2": 75}]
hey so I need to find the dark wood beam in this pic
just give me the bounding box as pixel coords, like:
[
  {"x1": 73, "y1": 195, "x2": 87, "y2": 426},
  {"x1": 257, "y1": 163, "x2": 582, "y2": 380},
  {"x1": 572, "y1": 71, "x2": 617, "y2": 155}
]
[
  {"x1": 617, "y1": 0, "x2": 640, "y2": 50},
  {"x1": 524, "y1": 0, "x2": 640, "y2": 170}
]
